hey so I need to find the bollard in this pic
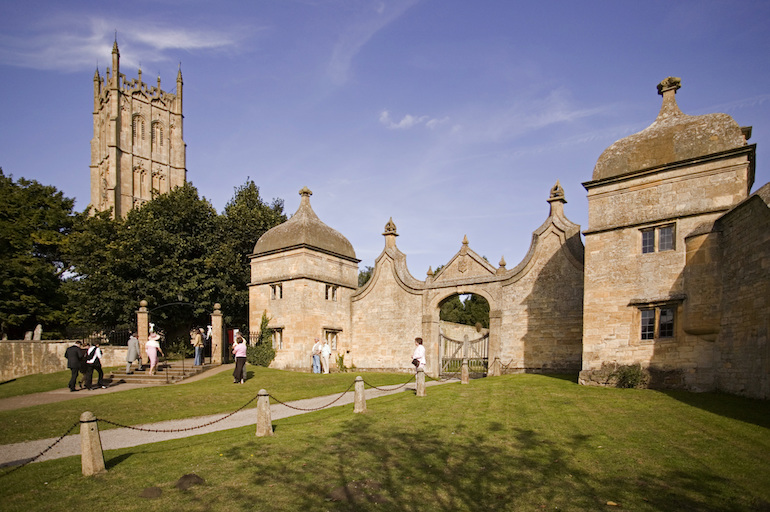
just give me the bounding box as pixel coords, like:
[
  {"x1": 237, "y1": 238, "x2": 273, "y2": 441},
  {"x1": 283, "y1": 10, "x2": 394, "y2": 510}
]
[
  {"x1": 416, "y1": 368, "x2": 426, "y2": 397},
  {"x1": 461, "y1": 359, "x2": 469, "y2": 384},
  {"x1": 354, "y1": 376, "x2": 367, "y2": 413},
  {"x1": 80, "y1": 411, "x2": 106, "y2": 476},
  {"x1": 255, "y1": 389, "x2": 273, "y2": 437},
  {"x1": 491, "y1": 357, "x2": 502, "y2": 377}
]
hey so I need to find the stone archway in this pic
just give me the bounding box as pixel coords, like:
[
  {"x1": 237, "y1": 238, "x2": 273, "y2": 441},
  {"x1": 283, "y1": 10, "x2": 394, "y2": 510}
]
[{"x1": 436, "y1": 293, "x2": 490, "y2": 378}]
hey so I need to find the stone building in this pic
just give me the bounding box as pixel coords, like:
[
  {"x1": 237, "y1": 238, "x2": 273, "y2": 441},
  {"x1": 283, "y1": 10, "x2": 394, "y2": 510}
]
[
  {"x1": 250, "y1": 183, "x2": 585, "y2": 377},
  {"x1": 248, "y1": 76, "x2": 768, "y2": 399},
  {"x1": 580, "y1": 77, "x2": 768, "y2": 398},
  {"x1": 90, "y1": 41, "x2": 186, "y2": 217}
]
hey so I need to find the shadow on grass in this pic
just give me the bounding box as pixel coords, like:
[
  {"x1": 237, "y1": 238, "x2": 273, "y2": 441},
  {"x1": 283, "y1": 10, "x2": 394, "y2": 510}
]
[
  {"x1": 106, "y1": 452, "x2": 133, "y2": 469},
  {"x1": 660, "y1": 389, "x2": 770, "y2": 429},
  {"x1": 221, "y1": 413, "x2": 765, "y2": 511},
  {"x1": 0, "y1": 379, "x2": 17, "y2": 386}
]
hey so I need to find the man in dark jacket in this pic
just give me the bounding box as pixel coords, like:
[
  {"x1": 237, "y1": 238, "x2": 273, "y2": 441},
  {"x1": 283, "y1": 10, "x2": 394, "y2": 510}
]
[{"x1": 64, "y1": 342, "x2": 84, "y2": 392}]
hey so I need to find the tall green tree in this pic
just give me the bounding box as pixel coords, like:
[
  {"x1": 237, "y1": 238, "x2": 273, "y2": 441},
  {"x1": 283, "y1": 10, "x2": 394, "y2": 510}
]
[
  {"x1": 0, "y1": 170, "x2": 74, "y2": 338},
  {"x1": 213, "y1": 179, "x2": 286, "y2": 328},
  {"x1": 439, "y1": 293, "x2": 490, "y2": 329}
]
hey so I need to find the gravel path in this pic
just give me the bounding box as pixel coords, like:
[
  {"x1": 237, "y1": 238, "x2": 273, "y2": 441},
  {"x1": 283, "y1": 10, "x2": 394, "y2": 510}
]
[{"x1": 0, "y1": 375, "x2": 453, "y2": 468}]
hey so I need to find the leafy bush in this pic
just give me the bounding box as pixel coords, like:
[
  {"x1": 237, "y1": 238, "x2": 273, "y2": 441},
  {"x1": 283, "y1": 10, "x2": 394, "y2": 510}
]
[
  {"x1": 613, "y1": 363, "x2": 646, "y2": 388},
  {"x1": 247, "y1": 342, "x2": 275, "y2": 367}
]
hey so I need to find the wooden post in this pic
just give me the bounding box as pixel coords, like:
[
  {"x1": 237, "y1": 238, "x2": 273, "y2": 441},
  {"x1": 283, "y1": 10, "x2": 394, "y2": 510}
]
[
  {"x1": 80, "y1": 411, "x2": 106, "y2": 476},
  {"x1": 416, "y1": 368, "x2": 426, "y2": 397},
  {"x1": 211, "y1": 303, "x2": 223, "y2": 365},
  {"x1": 354, "y1": 376, "x2": 366, "y2": 413},
  {"x1": 255, "y1": 389, "x2": 273, "y2": 437},
  {"x1": 461, "y1": 358, "x2": 469, "y2": 384}
]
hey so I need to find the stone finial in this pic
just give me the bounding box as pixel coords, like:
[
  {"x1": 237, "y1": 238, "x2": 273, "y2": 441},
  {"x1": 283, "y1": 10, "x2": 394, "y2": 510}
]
[
  {"x1": 427, "y1": 266, "x2": 434, "y2": 276},
  {"x1": 299, "y1": 186, "x2": 312, "y2": 197},
  {"x1": 549, "y1": 180, "x2": 565, "y2": 201},
  {"x1": 498, "y1": 256, "x2": 507, "y2": 269},
  {"x1": 213, "y1": 303, "x2": 221, "y2": 311},
  {"x1": 657, "y1": 76, "x2": 681, "y2": 95},
  {"x1": 383, "y1": 217, "x2": 398, "y2": 236},
  {"x1": 462, "y1": 234, "x2": 469, "y2": 246},
  {"x1": 112, "y1": 38, "x2": 119, "y2": 55}
]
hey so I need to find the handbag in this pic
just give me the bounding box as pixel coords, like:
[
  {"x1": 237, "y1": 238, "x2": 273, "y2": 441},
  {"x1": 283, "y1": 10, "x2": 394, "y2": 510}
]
[{"x1": 412, "y1": 358, "x2": 420, "y2": 367}]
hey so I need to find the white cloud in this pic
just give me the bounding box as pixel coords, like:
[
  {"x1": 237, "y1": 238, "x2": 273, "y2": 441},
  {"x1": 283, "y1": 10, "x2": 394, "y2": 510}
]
[
  {"x1": 326, "y1": 0, "x2": 420, "y2": 85},
  {"x1": 379, "y1": 109, "x2": 449, "y2": 130},
  {"x1": 0, "y1": 15, "x2": 253, "y2": 72}
]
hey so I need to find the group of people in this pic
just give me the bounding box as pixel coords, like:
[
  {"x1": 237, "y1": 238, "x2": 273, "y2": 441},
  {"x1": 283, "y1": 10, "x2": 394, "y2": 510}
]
[
  {"x1": 64, "y1": 340, "x2": 107, "y2": 391},
  {"x1": 311, "y1": 337, "x2": 332, "y2": 374}
]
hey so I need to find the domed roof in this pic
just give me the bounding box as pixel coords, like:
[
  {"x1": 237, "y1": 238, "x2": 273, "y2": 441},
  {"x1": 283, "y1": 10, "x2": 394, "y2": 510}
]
[
  {"x1": 592, "y1": 77, "x2": 747, "y2": 181},
  {"x1": 252, "y1": 187, "x2": 357, "y2": 261}
]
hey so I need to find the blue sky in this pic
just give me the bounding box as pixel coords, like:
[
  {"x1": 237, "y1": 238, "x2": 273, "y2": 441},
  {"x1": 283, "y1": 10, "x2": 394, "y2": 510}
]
[{"x1": 1, "y1": 0, "x2": 769, "y2": 276}]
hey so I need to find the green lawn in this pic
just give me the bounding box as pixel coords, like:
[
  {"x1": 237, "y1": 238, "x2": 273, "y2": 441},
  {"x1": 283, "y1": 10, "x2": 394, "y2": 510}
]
[{"x1": 0, "y1": 373, "x2": 768, "y2": 511}]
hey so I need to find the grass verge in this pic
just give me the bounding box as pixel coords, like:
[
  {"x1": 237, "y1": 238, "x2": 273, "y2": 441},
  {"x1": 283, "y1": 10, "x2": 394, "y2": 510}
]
[{"x1": 0, "y1": 374, "x2": 768, "y2": 511}]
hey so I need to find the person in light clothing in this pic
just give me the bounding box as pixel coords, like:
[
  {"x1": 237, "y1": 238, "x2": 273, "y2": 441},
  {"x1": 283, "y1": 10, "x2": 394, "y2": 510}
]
[
  {"x1": 232, "y1": 332, "x2": 247, "y2": 384},
  {"x1": 311, "y1": 338, "x2": 322, "y2": 373},
  {"x1": 146, "y1": 331, "x2": 164, "y2": 376},
  {"x1": 126, "y1": 332, "x2": 142, "y2": 374},
  {"x1": 320, "y1": 339, "x2": 332, "y2": 374},
  {"x1": 412, "y1": 337, "x2": 426, "y2": 370}
]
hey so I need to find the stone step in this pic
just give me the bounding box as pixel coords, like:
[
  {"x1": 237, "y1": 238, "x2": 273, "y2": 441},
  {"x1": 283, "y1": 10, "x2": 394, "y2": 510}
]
[{"x1": 104, "y1": 360, "x2": 216, "y2": 385}]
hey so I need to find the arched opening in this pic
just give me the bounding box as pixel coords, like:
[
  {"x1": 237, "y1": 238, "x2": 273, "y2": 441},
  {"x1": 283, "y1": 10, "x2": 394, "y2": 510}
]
[{"x1": 438, "y1": 293, "x2": 490, "y2": 378}]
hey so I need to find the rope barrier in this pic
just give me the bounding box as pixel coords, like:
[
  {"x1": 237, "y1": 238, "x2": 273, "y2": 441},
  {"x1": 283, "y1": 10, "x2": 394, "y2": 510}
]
[
  {"x1": 268, "y1": 380, "x2": 356, "y2": 411},
  {"x1": 97, "y1": 393, "x2": 261, "y2": 433},
  {"x1": 0, "y1": 420, "x2": 80, "y2": 478},
  {"x1": 361, "y1": 373, "x2": 415, "y2": 391}
]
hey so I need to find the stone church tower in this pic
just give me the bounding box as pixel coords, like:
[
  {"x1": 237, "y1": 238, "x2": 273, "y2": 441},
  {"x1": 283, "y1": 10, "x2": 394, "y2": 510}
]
[{"x1": 90, "y1": 40, "x2": 186, "y2": 217}]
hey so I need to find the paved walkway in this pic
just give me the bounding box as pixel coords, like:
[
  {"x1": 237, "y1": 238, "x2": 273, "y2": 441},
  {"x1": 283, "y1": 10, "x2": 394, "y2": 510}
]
[{"x1": 0, "y1": 367, "x2": 453, "y2": 468}]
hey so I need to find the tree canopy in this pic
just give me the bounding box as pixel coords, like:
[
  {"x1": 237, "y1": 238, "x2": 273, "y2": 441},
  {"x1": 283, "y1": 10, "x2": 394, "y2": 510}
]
[
  {"x1": 0, "y1": 170, "x2": 74, "y2": 338},
  {"x1": 63, "y1": 180, "x2": 285, "y2": 342},
  {"x1": 439, "y1": 294, "x2": 490, "y2": 329}
]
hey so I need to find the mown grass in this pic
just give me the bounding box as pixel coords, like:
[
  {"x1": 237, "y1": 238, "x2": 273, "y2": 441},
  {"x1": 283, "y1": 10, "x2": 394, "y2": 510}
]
[
  {"x1": 0, "y1": 367, "x2": 124, "y2": 400},
  {"x1": 0, "y1": 366, "x2": 410, "y2": 444},
  {"x1": 0, "y1": 373, "x2": 768, "y2": 511}
]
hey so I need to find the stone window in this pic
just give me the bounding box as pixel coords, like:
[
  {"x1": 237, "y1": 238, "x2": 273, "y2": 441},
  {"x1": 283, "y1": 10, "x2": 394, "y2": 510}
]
[
  {"x1": 270, "y1": 283, "x2": 283, "y2": 300},
  {"x1": 271, "y1": 328, "x2": 283, "y2": 350},
  {"x1": 151, "y1": 122, "x2": 163, "y2": 150},
  {"x1": 640, "y1": 306, "x2": 676, "y2": 340},
  {"x1": 325, "y1": 284, "x2": 338, "y2": 301},
  {"x1": 641, "y1": 224, "x2": 675, "y2": 254},
  {"x1": 132, "y1": 115, "x2": 146, "y2": 146},
  {"x1": 324, "y1": 329, "x2": 339, "y2": 350}
]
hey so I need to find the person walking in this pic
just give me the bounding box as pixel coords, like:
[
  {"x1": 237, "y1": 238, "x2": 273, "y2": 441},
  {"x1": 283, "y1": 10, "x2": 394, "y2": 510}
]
[
  {"x1": 146, "y1": 331, "x2": 164, "y2": 376},
  {"x1": 126, "y1": 332, "x2": 142, "y2": 374},
  {"x1": 64, "y1": 341, "x2": 84, "y2": 392},
  {"x1": 84, "y1": 342, "x2": 106, "y2": 389},
  {"x1": 412, "y1": 337, "x2": 426, "y2": 371},
  {"x1": 321, "y1": 338, "x2": 332, "y2": 374},
  {"x1": 311, "y1": 338, "x2": 322, "y2": 374},
  {"x1": 192, "y1": 327, "x2": 205, "y2": 366},
  {"x1": 232, "y1": 332, "x2": 247, "y2": 384}
]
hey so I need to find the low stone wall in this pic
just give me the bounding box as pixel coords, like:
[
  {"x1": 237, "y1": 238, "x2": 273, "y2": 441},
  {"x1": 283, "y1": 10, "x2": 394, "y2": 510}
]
[{"x1": 0, "y1": 340, "x2": 128, "y2": 382}]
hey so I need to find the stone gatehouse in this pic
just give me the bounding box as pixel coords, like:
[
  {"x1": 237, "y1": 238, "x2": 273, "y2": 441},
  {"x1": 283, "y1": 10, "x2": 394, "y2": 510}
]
[{"x1": 249, "y1": 77, "x2": 769, "y2": 399}]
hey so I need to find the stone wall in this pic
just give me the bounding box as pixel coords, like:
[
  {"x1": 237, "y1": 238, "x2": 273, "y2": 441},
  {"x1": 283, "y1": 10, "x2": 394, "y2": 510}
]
[
  {"x1": 0, "y1": 341, "x2": 128, "y2": 381},
  {"x1": 714, "y1": 186, "x2": 770, "y2": 398}
]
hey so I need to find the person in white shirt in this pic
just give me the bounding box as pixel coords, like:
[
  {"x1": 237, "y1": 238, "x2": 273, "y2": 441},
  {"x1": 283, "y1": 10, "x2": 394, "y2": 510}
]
[
  {"x1": 412, "y1": 337, "x2": 426, "y2": 370},
  {"x1": 311, "y1": 338, "x2": 322, "y2": 373}
]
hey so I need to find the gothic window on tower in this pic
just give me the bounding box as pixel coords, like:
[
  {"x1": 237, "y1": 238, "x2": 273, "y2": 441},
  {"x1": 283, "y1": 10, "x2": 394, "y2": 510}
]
[
  {"x1": 151, "y1": 122, "x2": 163, "y2": 151},
  {"x1": 132, "y1": 115, "x2": 146, "y2": 146}
]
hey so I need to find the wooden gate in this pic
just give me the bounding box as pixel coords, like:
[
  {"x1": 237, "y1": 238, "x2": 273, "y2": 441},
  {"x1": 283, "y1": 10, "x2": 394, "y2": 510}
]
[{"x1": 440, "y1": 330, "x2": 489, "y2": 378}]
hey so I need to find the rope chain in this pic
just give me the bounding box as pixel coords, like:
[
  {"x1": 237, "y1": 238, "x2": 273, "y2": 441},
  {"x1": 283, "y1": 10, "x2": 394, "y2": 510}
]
[
  {"x1": 0, "y1": 420, "x2": 80, "y2": 478},
  {"x1": 268, "y1": 380, "x2": 356, "y2": 411},
  {"x1": 361, "y1": 373, "x2": 415, "y2": 391}
]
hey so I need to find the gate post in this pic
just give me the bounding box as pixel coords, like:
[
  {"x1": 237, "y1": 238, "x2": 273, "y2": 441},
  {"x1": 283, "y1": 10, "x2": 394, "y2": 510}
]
[
  {"x1": 416, "y1": 368, "x2": 426, "y2": 396},
  {"x1": 137, "y1": 300, "x2": 149, "y2": 365},
  {"x1": 354, "y1": 376, "x2": 367, "y2": 413},
  {"x1": 210, "y1": 303, "x2": 223, "y2": 365},
  {"x1": 461, "y1": 359, "x2": 470, "y2": 384}
]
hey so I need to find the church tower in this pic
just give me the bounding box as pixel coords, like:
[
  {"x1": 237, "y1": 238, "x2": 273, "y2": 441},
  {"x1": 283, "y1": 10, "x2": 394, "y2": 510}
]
[{"x1": 90, "y1": 40, "x2": 186, "y2": 217}]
